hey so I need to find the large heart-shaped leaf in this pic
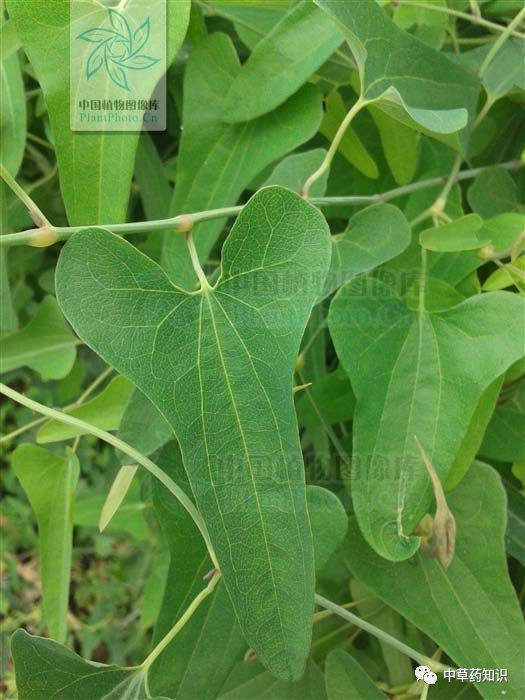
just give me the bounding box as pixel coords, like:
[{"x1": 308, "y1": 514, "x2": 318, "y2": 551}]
[
  {"x1": 314, "y1": 0, "x2": 479, "y2": 145},
  {"x1": 56, "y1": 186, "x2": 331, "y2": 680},
  {"x1": 7, "y1": 0, "x2": 190, "y2": 224},
  {"x1": 328, "y1": 278, "x2": 525, "y2": 561},
  {"x1": 161, "y1": 33, "x2": 323, "y2": 289},
  {"x1": 345, "y1": 462, "x2": 525, "y2": 700}
]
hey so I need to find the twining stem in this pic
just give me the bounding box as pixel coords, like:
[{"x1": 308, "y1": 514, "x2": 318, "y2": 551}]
[
  {"x1": 141, "y1": 572, "x2": 221, "y2": 674},
  {"x1": 302, "y1": 95, "x2": 368, "y2": 199},
  {"x1": 0, "y1": 382, "x2": 219, "y2": 570},
  {"x1": 0, "y1": 203, "x2": 243, "y2": 248},
  {"x1": 0, "y1": 367, "x2": 113, "y2": 445},
  {"x1": 395, "y1": 0, "x2": 525, "y2": 39},
  {"x1": 420, "y1": 684, "x2": 430, "y2": 700},
  {"x1": 315, "y1": 594, "x2": 451, "y2": 674},
  {"x1": 2, "y1": 161, "x2": 520, "y2": 250},
  {"x1": 0, "y1": 163, "x2": 51, "y2": 227},
  {"x1": 479, "y1": 4, "x2": 525, "y2": 75}
]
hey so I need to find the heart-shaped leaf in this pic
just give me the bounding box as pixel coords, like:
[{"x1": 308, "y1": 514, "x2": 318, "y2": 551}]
[
  {"x1": 314, "y1": 0, "x2": 479, "y2": 145},
  {"x1": 56, "y1": 186, "x2": 331, "y2": 680},
  {"x1": 328, "y1": 278, "x2": 525, "y2": 561}
]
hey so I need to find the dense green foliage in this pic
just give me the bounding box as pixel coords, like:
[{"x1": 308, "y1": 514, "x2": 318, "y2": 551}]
[{"x1": 1, "y1": 1, "x2": 524, "y2": 699}]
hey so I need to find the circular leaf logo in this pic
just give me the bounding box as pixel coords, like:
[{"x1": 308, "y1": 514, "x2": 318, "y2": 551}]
[{"x1": 77, "y1": 9, "x2": 159, "y2": 91}]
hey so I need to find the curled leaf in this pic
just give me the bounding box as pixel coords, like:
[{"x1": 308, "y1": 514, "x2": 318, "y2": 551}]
[{"x1": 415, "y1": 436, "x2": 456, "y2": 569}]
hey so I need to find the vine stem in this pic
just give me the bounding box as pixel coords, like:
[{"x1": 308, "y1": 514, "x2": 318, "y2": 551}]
[
  {"x1": 0, "y1": 163, "x2": 51, "y2": 227},
  {"x1": 0, "y1": 367, "x2": 113, "y2": 445},
  {"x1": 0, "y1": 382, "x2": 219, "y2": 570},
  {"x1": 1, "y1": 161, "x2": 520, "y2": 249},
  {"x1": 302, "y1": 96, "x2": 368, "y2": 199},
  {"x1": 395, "y1": 0, "x2": 525, "y2": 39},
  {"x1": 314, "y1": 594, "x2": 451, "y2": 674},
  {"x1": 141, "y1": 572, "x2": 221, "y2": 676},
  {"x1": 479, "y1": 4, "x2": 525, "y2": 75}
]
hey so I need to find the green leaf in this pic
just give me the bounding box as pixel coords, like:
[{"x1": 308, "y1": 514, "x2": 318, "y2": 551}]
[
  {"x1": 445, "y1": 376, "x2": 504, "y2": 490},
  {"x1": 12, "y1": 445, "x2": 79, "y2": 643},
  {"x1": 222, "y1": 0, "x2": 343, "y2": 123},
  {"x1": 161, "y1": 33, "x2": 323, "y2": 290},
  {"x1": 314, "y1": 0, "x2": 479, "y2": 143},
  {"x1": 325, "y1": 649, "x2": 388, "y2": 700},
  {"x1": 368, "y1": 106, "x2": 419, "y2": 186},
  {"x1": 307, "y1": 486, "x2": 348, "y2": 572},
  {"x1": 134, "y1": 134, "x2": 172, "y2": 221},
  {"x1": 263, "y1": 148, "x2": 328, "y2": 198},
  {"x1": 0, "y1": 10, "x2": 26, "y2": 176},
  {"x1": 149, "y1": 443, "x2": 244, "y2": 700},
  {"x1": 0, "y1": 296, "x2": 77, "y2": 379},
  {"x1": 99, "y1": 464, "x2": 139, "y2": 532},
  {"x1": 37, "y1": 375, "x2": 134, "y2": 443},
  {"x1": 467, "y1": 166, "x2": 519, "y2": 219},
  {"x1": 349, "y1": 580, "x2": 413, "y2": 687},
  {"x1": 296, "y1": 367, "x2": 355, "y2": 435},
  {"x1": 7, "y1": 0, "x2": 190, "y2": 224},
  {"x1": 480, "y1": 383, "x2": 525, "y2": 463},
  {"x1": 503, "y1": 478, "x2": 525, "y2": 566},
  {"x1": 456, "y1": 38, "x2": 525, "y2": 101},
  {"x1": 204, "y1": 1, "x2": 290, "y2": 52},
  {"x1": 55, "y1": 186, "x2": 332, "y2": 680},
  {"x1": 328, "y1": 279, "x2": 525, "y2": 561},
  {"x1": 74, "y1": 480, "x2": 148, "y2": 541},
  {"x1": 117, "y1": 389, "x2": 173, "y2": 459},
  {"x1": 11, "y1": 630, "x2": 168, "y2": 700},
  {"x1": 419, "y1": 214, "x2": 488, "y2": 252},
  {"x1": 345, "y1": 462, "x2": 525, "y2": 700},
  {"x1": 482, "y1": 255, "x2": 525, "y2": 291},
  {"x1": 321, "y1": 204, "x2": 411, "y2": 299},
  {"x1": 320, "y1": 91, "x2": 379, "y2": 180},
  {"x1": 219, "y1": 660, "x2": 327, "y2": 700}
]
